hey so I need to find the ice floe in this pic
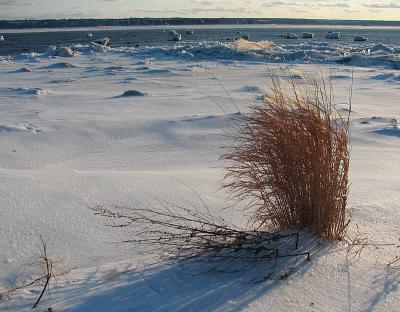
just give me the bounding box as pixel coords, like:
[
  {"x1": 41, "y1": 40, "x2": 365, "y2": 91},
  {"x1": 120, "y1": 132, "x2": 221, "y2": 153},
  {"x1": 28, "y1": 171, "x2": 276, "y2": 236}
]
[
  {"x1": 283, "y1": 33, "x2": 298, "y2": 40},
  {"x1": 302, "y1": 33, "x2": 314, "y2": 39},
  {"x1": 354, "y1": 36, "x2": 368, "y2": 42},
  {"x1": 326, "y1": 31, "x2": 340, "y2": 39},
  {"x1": 7, "y1": 37, "x2": 400, "y2": 73},
  {"x1": 94, "y1": 37, "x2": 110, "y2": 46}
]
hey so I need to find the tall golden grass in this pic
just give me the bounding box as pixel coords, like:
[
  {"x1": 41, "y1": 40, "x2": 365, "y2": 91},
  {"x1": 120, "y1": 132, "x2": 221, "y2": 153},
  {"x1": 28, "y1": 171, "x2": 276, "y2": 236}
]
[{"x1": 223, "y1": 71, "x2": 351, "y2": 240}]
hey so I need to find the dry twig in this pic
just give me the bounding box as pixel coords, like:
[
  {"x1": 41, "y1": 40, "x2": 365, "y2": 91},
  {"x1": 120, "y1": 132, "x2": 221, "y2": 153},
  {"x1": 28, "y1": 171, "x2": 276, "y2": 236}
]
[
  {"x1": 92, "y1": 204, "x2": 310, "y2": 272},
  {"x1": 0, "y1": 235, "x2": 73, "y2": 309}
]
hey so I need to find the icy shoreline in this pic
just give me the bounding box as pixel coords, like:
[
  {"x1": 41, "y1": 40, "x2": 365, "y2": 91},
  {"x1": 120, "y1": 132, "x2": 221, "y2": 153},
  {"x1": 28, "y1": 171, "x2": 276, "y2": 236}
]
[{"x1": 5, "y1": 39, "x2": 399, "y2": 70}]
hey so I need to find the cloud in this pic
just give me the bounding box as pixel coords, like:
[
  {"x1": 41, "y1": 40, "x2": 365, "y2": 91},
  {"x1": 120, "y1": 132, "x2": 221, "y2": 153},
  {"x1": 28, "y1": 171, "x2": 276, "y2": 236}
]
[
  {"x1": 0, "y1": 0, "x2": 398, "y2": 20},
  {"x1": 191, "y1": 0, "x2": 215, "y2": 5},
  {"x1": 263, "y1": 1, "x2": 350, "y2": 8},
  {"x1": 128, "y1": 5, "x2": 260, "y2": 16},
  {"x1": 0, "y1": 0, "x2": 15, "y2": 4},
  {"x1": 320, "y1": 2, "x2": 350, "y2": 8},
  {"x1": 264, "y1": 1, "x2": 300, "y2": 6},
  {"x1": 363, "y1": 2, "x2": 400, "y2": 8},
  {"x1": 0, "y1": 0, "x2": 34, "y2": 5}
]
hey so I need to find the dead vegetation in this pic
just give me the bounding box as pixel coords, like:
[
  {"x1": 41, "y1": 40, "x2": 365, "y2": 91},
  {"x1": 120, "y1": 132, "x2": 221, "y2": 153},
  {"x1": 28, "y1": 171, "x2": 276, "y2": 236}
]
[
  {"x1": 0, "y1": 235, "x2": 73, "y2": 310},
  {"x1": 92, "y1": 203, "x2": 311, "y2": 274},
  {"x1": 223, "y1": 71, "x2": 351, "y2": 239},
  {"x1": 91, "y1": 69, "x2": 353, "y2": 275}
]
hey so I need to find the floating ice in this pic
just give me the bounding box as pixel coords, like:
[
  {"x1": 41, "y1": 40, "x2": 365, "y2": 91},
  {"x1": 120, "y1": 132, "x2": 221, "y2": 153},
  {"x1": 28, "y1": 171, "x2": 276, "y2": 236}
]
[
  {"x1": 17, "y1": 38, "x2": 400, "y2": 70},
  {"x1": 354, "y1": 36, "x2": 368, "y2": 42},
  {"x1": 236, "y1": 33, "x2": 250, "y2": 40},
  {"x1": 94, "y1": 37, "x2": 110, "y2": 46},
  {"x1": 326, "y1": 31, "x2": 340, "y2": 39},
  {"x1": 283, "y1": 33, "x2": 298, "y2": 40},
  {"x1": 172, "y1": 32, "x2": 182, "y2": 42},
  {"x1": 302, "y1": 33, "x2": 314, "y2": 39}
]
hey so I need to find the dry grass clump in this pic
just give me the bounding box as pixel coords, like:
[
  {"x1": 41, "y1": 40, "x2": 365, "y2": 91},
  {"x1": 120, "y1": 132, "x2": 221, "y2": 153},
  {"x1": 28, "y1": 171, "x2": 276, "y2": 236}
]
[{"x1": 223, "y1": 71, "x2": 351, "y2": 240}]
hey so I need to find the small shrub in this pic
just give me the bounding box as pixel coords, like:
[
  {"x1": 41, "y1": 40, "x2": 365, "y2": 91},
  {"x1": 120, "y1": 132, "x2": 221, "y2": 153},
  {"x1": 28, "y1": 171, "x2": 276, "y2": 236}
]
[{"x1": 223, "y1": 71, "x2": 350, "y2": 239}]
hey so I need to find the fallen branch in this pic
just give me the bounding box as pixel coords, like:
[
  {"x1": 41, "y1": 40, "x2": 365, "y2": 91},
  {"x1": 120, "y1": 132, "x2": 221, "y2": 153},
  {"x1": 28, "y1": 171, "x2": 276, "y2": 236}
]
[{"x1": 92, "y1": 203, "x2": 311, "y2": 273}]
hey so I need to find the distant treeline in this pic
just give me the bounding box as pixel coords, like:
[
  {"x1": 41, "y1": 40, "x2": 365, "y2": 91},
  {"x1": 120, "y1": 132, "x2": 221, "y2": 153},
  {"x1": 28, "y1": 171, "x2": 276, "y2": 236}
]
[{"x1": 1, "y1": 18, "x2": 399, "y2": 29}]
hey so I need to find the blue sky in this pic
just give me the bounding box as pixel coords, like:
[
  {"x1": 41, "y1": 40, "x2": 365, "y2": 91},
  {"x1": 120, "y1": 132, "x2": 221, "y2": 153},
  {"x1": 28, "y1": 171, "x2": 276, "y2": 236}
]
[{"x1": 1, "y1": 0, "x2": 399, "y2": 20}]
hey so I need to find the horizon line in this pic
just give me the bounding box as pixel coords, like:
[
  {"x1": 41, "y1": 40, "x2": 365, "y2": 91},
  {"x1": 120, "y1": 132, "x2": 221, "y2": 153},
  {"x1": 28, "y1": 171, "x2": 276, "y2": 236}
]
[{"x1": 1, "y1": 17, "x2": 400, "y2": 23}]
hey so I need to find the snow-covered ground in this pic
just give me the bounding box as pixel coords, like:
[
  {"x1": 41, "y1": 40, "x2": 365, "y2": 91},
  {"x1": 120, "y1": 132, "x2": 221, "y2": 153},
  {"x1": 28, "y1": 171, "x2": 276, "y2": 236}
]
[{"x1": 0, "y1": 48, "x2": 399, "y2": 311}]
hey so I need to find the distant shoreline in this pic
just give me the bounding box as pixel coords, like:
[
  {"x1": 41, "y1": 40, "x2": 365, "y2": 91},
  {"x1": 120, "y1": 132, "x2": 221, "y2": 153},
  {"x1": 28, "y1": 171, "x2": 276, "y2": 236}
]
[
  {"x1": 1, "y1": 17, "x2": 399, "y2": 30},
  {"x1": 2, "y1": 23, "x2": 400, "y2": 34}
]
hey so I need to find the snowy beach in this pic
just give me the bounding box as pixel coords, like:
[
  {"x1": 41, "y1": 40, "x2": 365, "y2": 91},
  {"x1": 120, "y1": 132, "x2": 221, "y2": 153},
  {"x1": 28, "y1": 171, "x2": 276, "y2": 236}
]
[{"x1": 0, "y1": 36, "x2": 399, "y2": 311}]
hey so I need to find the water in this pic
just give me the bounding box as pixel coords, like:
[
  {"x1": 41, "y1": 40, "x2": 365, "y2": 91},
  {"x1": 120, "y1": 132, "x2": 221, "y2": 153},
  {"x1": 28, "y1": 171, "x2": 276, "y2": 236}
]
[
  {"x1": 1, "y1": 25, "x2": 399, "y2": 69},
  {"x1": 1, "y1": 25, "x2": 399, "y2": 56}
]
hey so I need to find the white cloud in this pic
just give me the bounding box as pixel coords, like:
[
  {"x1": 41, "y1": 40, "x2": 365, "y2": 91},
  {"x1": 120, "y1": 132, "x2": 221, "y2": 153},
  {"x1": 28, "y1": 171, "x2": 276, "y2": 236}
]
[
  {"x1": 0, "y1": 0, "x2": 34, "y2": 5},
  {"x1": 364, "y1": 2, "x2": 400, "y2": 8},
  {"x1": 0, "y1": 0, "x2": 399, "y2": 21}
]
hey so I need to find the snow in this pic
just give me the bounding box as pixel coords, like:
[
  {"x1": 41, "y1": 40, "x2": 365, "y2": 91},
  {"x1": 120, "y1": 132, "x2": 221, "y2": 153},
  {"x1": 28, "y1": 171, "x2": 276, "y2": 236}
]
[
  {"x1": 0, "y1": 49, "x2": 399, "y2": 311},
  {"x1": 45, "y1": 46, "x2": 77, "y2": 58},
  {"x1": 12, "y1": 67, "x2": 32, "y2": 73}
]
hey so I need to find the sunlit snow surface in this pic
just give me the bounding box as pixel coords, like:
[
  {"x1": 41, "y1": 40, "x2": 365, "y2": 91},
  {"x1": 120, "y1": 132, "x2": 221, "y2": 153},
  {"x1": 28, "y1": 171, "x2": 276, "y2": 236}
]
[{"x1": 0, "y1": 45, "x2": 399, "y2": 311}]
